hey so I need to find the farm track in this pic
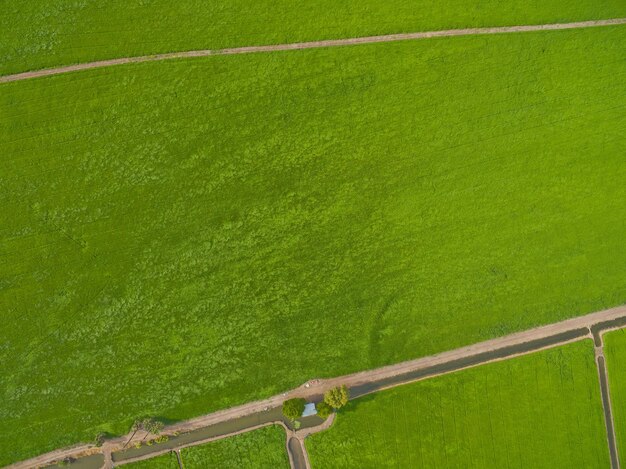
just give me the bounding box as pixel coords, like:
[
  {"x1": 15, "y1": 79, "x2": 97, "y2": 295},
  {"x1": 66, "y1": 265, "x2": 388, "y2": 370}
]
[
  {"x1": 1, "y1": 18, "x2": 625, "y2": 84},
  {"x1": 11, "y1": 304, "x2": 626, "y2": 469}
]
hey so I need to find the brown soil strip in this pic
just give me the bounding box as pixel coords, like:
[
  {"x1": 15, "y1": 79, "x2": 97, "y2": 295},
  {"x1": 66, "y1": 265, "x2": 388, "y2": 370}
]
[
  {"x1": 10, "y1": 304, "x2": 626, "y2": 469},
  {"x1": 1, "y1": 18, "x2": 624, "y2": 84}
]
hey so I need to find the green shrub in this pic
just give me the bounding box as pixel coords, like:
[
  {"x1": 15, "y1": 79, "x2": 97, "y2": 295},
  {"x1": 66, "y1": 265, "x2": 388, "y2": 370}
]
[
  {"x1": 93, "y1": 432, "x2": 106, "y2": 447},
  {"x1": 316, "y1": 401, "x2": 333, "y2": 419},
  {"x1": 282, "y1": 398, "x2": 306, "y2": 420},
  {"x1": 324, "y1": 385, "x2": 349, "y2": 409}
]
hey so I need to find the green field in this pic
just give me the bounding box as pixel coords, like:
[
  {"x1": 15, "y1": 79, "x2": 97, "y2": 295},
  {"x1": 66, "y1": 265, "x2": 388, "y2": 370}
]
[
  {"x1": 307, "y1": 341, "x2": 609, "y2": 468},
  {"x1": 1, "y1": 24, "x2": 626, "y2": 466},
  {"x1": 180, "y1": 425, "x2": 289, "y2": 469},
  {"x1": 2, "y1": 0, "x2": 625, "y2": 75},
  {"x1": 602, "y1": 329, "x2": 626, "y2": 463},
  {"x1": 125, "y1": 452, "x2": 179, "y2": 469}
]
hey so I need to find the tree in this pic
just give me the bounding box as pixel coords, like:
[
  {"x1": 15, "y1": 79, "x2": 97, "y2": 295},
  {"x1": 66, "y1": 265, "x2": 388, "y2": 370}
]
[
  {"x1": 282, "y1": 398, "x2": 306, "y2": 420},
  {"x1": 324, "y1": 385, "x2": 349, "y2": 409},
  {"x1": 148, "y1": 419, "x2": 164, "y2": 435},
  {"x1": 124, "y1": 419, "x2": 144, "y2": 447},
  {"x1": 124, "y1": 417, "x2": 165, "y2": 446},
  {"x1": 141, "y1": 418, "x2": 165, "y2": 441},
  {"x1": 316, "y1": 401, "x2": 333, "y2": 419}
]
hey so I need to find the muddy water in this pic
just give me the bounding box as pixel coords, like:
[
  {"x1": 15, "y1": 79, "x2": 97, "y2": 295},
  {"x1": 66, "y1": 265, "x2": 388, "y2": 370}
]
[
  {"x1": 113, "y1": 329, "x2": 589, "y2": 463},
  {"x1": 592, "y1": 316, "x2": 626, "y2": 346},
  {"x1": 288, "y1": 438, "x2": 307, "y2": 469},
  {"x1": 597, "y1": 355, "x2": 619, "y2": 469},
  {"x1": 350, "y1": 328, "x2": 590, "y2": 397},
  {"x1": 45, "y1": 453, "x2": 104, "y2": 469},
  {"x1": 112, "y1": 407, "x2": 323, "y2": 462}
]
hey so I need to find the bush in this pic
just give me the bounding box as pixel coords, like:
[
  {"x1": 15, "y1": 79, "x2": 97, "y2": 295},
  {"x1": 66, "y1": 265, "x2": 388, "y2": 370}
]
[
  {"x1": 316, "y1": 401, "x2": 333, "y2": 419},
  {"x1": 282, "y1": 398, "x2": 306, "y2": 420},
  {"x1": 58, "y1": 458, "x2": 73, "y2": 467},
  {"x1": 94, "y1": 432, "x2": 106, "y2": 447},
  {"x1": 324, "y1": 385, "x2": 349, "y2": 409}
]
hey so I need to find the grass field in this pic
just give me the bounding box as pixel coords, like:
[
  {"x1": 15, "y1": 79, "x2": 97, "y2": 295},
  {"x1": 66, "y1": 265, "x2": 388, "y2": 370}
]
[
  {"x1": 1, "y1": 26, "x2": 625, "y2": 465},
  {"x1": 2, "y1": 0, "x2": 626, "y2": 75},
  {"x1": 179, "y1": 425, "x2": 289, "y2": 469},
  {"x1": 125, "y1": 452, "x2": 179, "y2": 469},
  {"x1": 307, "y1": 341, "x2": 609, "y2": 468},
  {"x1": 602, "y1": 329, "x2": 626, "y2": 463}
]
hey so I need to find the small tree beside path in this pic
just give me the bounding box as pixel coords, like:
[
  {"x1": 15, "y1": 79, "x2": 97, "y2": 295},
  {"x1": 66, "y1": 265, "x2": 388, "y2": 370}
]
[
  {"x1": 324, "y1": 385, "x2": 349, "y2": 409},
  {"x1": 282, "y1": 398, "x2": 306, "y2": 420}
]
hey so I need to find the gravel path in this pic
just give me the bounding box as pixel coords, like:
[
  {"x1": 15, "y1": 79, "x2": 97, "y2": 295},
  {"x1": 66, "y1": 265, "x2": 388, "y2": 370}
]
[{"x1": 1, "y1": 18, "x2": 624, "y2": 84}]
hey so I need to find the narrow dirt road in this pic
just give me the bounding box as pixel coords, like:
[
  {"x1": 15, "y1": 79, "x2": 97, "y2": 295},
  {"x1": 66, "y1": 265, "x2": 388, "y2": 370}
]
[
  {"x1": 10, "y1": 304, "x2": 626, "y2": 469},
  {"x1": 1, "y1": 18, "x2": 624, "y2": 84}
]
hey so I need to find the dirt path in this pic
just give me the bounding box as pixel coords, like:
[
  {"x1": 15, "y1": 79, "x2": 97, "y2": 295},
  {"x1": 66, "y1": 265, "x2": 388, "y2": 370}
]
[
  {"x1": 9, "y1": 304, "x2": 626, "y2": 468},
  {"x1": 595, "y1": 334, "x2": 621, "y2": 469},
  {"x1": 1, "y1": 18, "x2": 624, "y2": 84}
]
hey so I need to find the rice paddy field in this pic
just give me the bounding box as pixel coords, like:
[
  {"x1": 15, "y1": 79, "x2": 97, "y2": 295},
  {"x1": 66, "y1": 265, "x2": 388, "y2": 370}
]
[
  {"x1": 180, "y1": 425, "x2": 289, "y2": 469},
  {"x1": 1, "y1": 6, "x2": 626, "y2": 467},
  {"x1": 306, "y1": 341, "x2": 609, "y2": 468},
  {"x1": 2, "y1": 0, "x2": 625, "y2": 75},
  {"x1": 602, "y1": 329, "x2": 626, "y2": 464}
]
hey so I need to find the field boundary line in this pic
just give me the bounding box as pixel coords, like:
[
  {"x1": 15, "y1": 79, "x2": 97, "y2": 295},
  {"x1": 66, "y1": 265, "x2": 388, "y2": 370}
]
[{"x1": 1, "y1": 18, "x2": 625, "y2": 84}]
